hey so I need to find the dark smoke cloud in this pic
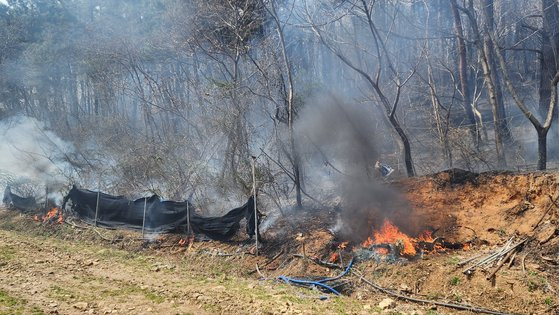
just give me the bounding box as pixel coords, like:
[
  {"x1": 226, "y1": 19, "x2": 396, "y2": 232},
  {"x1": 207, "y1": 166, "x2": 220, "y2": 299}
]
[{"x1": 296, "y1": 94, "x2": 420, "y2": 242}]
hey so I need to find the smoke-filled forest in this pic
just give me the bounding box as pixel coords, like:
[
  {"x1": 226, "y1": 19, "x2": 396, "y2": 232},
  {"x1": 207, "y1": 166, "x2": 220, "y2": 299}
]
[
  {"x1": 0, "y1": 0, "x2": 558, "y2": 209},
  {"x1": 3, "y1": 1, "x2": 559, "y2": 314}
]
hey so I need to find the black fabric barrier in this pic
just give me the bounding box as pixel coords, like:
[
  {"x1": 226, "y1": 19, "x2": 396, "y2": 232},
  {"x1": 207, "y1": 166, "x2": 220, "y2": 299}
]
[
  {"x1": 62, "y1": 186, "x2": 258, "y2": 240},
  {"x1": 2, "y1": 186, "x2": 38, "y2": 212}
]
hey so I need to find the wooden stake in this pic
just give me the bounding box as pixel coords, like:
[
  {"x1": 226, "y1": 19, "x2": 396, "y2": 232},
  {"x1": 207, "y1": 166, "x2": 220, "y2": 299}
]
[
  {"x1": 45, "y1": 185, "x2": 49, "y2": 210},
  {"x1": 94, "y1": 187, "x2": 100, "y2": 227},
  {"x1": 186, "y1": 201, "x2": 191, "y2": 235},
  {"x1": 142, "y1": 197, "x2": 147, "y2": 239},
  {"x1": 252, "y1": 156, "x2": 258, "y2": 256}
]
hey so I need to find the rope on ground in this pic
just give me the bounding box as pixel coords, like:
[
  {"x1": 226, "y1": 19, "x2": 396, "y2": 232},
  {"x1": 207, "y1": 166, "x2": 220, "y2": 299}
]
[
  {"x1": 277, "y1": 258, "x2": 354, "y2": 295},
  {"x1": 352, "y1": 269, "x2": 515, "y2": 315}
]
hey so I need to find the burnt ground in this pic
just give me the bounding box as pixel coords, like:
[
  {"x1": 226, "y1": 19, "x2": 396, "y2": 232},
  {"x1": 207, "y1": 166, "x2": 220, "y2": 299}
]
[{"x1": 1, "y1": 169, "x2": 559, "y2": 314}]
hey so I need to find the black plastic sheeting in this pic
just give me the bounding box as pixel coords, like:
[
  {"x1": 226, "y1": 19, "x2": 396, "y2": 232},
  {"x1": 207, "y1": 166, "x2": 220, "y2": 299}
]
[
  {"x1": 2, "y1": 186, "x2": 38, "y2": 212},
  {"x1": 61, "y1": 186, "x2": 258, "y2": 241}
]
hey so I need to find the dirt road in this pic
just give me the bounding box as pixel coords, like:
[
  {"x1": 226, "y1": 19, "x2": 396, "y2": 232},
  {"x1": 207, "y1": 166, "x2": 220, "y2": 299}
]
[{"x1": 0, "y1": 214, "x2": 373, "y2": 314}]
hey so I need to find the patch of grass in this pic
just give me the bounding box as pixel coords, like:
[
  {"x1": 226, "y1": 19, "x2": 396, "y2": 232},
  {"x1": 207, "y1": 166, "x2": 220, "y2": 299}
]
[
  {"x1": 144, "y1": 291, "x2": 165, "y2": 304},
  {"x1": 0, "y1": 245, "x2": 16, "y2": 261},
  {"x1": 426, "y1": 310, "x2": 437, "y2": 315},
  {"x1": 426, "y1": 292, "x2": 442, "y2": 300},
  {"x1": 0, "y1": 289, "x2": 27, "y2": 315},
  {"x1": 524, "y1": 272, "x2": 546, "y2": 292},
  {"x1": 48, "y1": 285, "x2": 79, "y2": 303},
  {"x1": 30, "y1": 306, "x2": 44, "y2": 315},
  {"x1": 0, "y1": 289, "x2": 21, "y2": 307},
  {"x1": 447, "y1": 256, "x2": 460, "y2": 265},
  {"x1": 449, "y1": 276, "x2": 461, "y2": 286},
  {"x1": 99, "y1": 283, "x2": 165, "y2": 304},
  {"x1": 544, "y1": 297, "x2": 553, "y2": 306}
]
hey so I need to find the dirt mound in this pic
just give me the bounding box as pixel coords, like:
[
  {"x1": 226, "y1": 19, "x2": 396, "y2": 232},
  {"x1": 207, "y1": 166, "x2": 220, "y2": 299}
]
[{"x1": 404, "y1": 170, "x2": 559, "y2": 245}]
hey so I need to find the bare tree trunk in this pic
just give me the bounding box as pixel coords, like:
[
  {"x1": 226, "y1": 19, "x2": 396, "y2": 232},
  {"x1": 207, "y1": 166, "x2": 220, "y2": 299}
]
[
  {"x1": 267, "y1": 0, "x2": 303, "y2": 208},
  {"x1": 491, "y1": 23, "x2": 559, "y2": 171},
  {"x1": 479, "y1": 0, "x2": 508, "y2": 168},
  {"x1": 539, "y1": 0, "x2": 559, "y2": 125},
  {"x1": 480, "y1": 45, "x2": 507, "y2": 168},
  {"x1": 481, "y1": 0, "x2": 513, "y2": 145},
  {"x1": 537, "y1": 128, "x2": 548, "y2": 170},
  {"x1": 428, "y1": 65, "x2": 452, "y2": 168},
  {"x1": 450, "y1": 0, "x2": 479, "y2": 145}
]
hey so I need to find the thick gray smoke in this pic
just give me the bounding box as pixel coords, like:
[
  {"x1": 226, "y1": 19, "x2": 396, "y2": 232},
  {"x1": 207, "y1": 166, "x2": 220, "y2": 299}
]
[
  {"x1": 296, "y1": 94, "x2": 419, "y2": 242},
  {"x1": 0, "y1": 116, "x2": 75, "y2": 201}
]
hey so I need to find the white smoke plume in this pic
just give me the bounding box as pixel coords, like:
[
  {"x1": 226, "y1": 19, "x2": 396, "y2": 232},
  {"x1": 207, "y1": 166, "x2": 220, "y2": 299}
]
[{"x1": 0, "y1": 116, "x2": 75, "y2": 199}]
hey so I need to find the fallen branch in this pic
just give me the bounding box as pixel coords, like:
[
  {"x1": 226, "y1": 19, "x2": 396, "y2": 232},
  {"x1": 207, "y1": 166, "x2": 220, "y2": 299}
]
[
  {"x1": 463, "y1": 237, "x2": 528, "y2": 275},
  {"x1": 93, "y1": 228, "x2": 125, "y2": 242},
  {"x1": 507, "y1": 251, "x2": 517, "y2": 268},
  {"x1": 486, "y1": 247, "x2": 517, "y2": 280},
  {"x1": 521, "y1": 252, "x2": 528, "y2": 273},
  {"x1": 353, "y1": 270, "x2": 514, "y2": 315},
  {"x1": 532, "y1": 195, "x2": 557, "y2": 231},
  {"x1": 292, "y1": 254, "x2": 342, "y2": 269},
  {"x1": 64, "y1": 219, "x2": 88, "y2": 229},
  {"x1": 457, "y1": 252, "x2": 484, "y2": 267},
  {"x1": 255, "y1": 263, "x2": 266, "y2": 278},
  {"x1": 249, "y1": 249, "x2": 285, "y2": 275}
]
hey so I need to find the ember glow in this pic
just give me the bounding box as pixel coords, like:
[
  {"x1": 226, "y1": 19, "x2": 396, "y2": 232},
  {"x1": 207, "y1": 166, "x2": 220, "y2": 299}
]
[
  {"x1": 362, "y1": 220, "x2": 417, "y2": 256},
  {"x1": 333, "y1": 219, "x2": 472, "y2": 259},
  {"x1": 41, "y1": 207, "x2": 64, "y2": 224}
]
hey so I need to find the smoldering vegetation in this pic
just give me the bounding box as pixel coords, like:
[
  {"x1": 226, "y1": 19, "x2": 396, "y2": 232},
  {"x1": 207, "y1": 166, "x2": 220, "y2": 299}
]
[
  {"x1": 297, "y1": 95, "x2": 415, "y2": 241},
  {"x1": 0, "y1": 0, "x2": 558, "y2": 220}
]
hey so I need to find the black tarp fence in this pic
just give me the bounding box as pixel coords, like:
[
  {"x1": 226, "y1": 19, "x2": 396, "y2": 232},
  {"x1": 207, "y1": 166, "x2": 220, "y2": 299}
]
[
  {"x1": 61, "y1": 186, "x2": 258, "y2": 241},
  {"x1": 2, "y1": 186, "x2": 38, "y2": 212}
]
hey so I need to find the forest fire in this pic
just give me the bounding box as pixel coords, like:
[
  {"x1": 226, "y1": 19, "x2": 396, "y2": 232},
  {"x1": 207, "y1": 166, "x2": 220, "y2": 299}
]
[
  {"x1": 333, "y1": 219, "x2": 470, "y2": 260},
  {"x1": 41, "y1": 207, "x2": 64, "y2": 224},
  {"x1": 328, "y1": 241, "x2": 349, "y2": 262},
  {"x1": 362, "y1": 220, "x2": 417, "y2": 256}
]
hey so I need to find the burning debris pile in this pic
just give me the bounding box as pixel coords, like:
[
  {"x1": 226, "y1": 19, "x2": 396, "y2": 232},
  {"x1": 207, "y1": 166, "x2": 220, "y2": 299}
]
[
  {"x1": 34, "y1": 207, "x2": 64, "y2": 224},
  {"x1": 329, "y1": 219, "x2": 470, "y2": 264}
]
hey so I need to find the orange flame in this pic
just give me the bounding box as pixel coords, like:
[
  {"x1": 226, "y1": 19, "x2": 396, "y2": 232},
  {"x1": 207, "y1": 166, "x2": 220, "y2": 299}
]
[
  {"x1": 417, "y1": 231, "x2": 434, "y2": 243},
  {"x1": 362, "y1": 220, "x2": 417, "y2": 256},
  {"x1": 178, "y1": 239, "x2": 186, "y2": 246},
  {"x1": 328, "y1": 252, "x2": 339, "y2": 263},
  {"x1": 42, "y1": 208, "x2": 59, "y2": 222},
  {"x1": 41, "y1": 207, "x2": 64, "y2": 224},
  {"x1": 186, "y1": 235, "x2": 195, "y2": 251},
  {"x1": 33, "y1": 215, "x2": 39, "y2": 221},
  {"x1": 333, "y1": 220, "x2": 466, "y2": 260}
]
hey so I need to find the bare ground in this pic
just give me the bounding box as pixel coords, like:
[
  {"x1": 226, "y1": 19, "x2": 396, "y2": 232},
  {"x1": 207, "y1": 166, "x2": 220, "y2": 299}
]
[{"x1": 0, "y1": 215, "x2": 380, "y2": 315}]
